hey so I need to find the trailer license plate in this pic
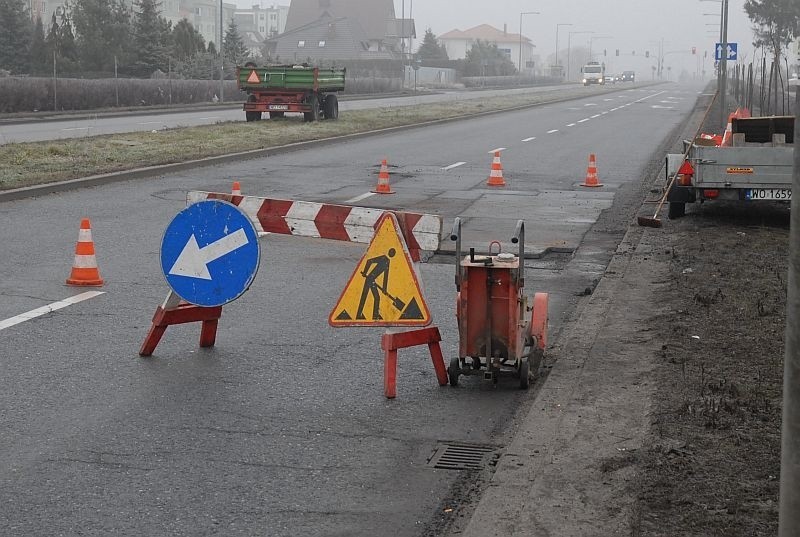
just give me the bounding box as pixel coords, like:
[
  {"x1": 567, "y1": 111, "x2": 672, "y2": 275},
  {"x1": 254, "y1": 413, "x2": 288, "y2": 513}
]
[
  {"x1": 269, "y1": 105, "x2": 288, "y2": 110},
  {"x1": 746, "y1": 188, "x2": 791, "y2": 200}
]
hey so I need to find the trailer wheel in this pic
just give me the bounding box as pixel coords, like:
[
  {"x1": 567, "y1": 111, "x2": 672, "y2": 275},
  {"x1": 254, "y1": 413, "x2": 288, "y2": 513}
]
[
  {"x1": 448, "y1": 357, "x2": 460, "y2": 387},
  {"x1": 519, "y1": 358, "x2": 530, "y2": 390},
  {"x1": 323, "y1": 94, "x2": 339, "y2": 120},
  {"x1": 303, "y1": 94, "x2": 320, "y2": 122},
  {"x1": 668, "y1": 201, "x2": 686, "y2": 219},
  {"x1": 245, "y1": 111, "x2": 261, "y2": 122},
  {"x1": 269, "y1": 111, "x2": 285, "y2": 119}
]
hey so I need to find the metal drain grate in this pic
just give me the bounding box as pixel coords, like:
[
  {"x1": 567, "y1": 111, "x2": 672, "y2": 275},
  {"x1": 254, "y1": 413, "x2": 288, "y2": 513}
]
[{"x1": 427, "y1": 442, "x2": 496, "y2": 470}]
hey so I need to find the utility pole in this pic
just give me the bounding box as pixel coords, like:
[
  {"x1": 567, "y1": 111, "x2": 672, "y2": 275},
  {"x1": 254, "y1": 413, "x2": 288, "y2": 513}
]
[{"x1": 779, "y1": 87, "x2": 800, "y2": 537}]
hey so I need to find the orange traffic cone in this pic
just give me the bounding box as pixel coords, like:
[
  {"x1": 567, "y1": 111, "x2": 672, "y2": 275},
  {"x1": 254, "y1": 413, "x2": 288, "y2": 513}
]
[
  {"x1": 372, "y1": 159, "x2": 395, "y2": 194},
  {"x1": 486, "y1": 151, "x2": 506, "y2": 187},
  {"x1": 231, "y1": 181, "x2": 242, "y2": 196},
  {"x1": 581, "y1": 153, "x2": 603, "y2": 187},
  {"x1": 66, "y1": 218, "x2": 104, "y2": 286}
]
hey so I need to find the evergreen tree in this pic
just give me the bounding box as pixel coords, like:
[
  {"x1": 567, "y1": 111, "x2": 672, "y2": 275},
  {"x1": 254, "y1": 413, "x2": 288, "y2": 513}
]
[
  {"x1": 416, "y1": 28, "x2": 447, "y2": 60},
  {"x1": 45, "y1": 11, "x2": 81, "y2": 75},
  {"x1": 131, "y1": 0, "x2": 171, "y2": 76},
  {"x1": 207, "y1": 41, "x2": 216, "y2": 55},
  {"x1": 462, "y1": 40, "x2": 515, "y2": 76},
  {"x1": 70, "y1": 0, "x2": 131, "y2": 73},
  {"x1": 172, "y1": 18, "x2": 204, "y2": 60},
  {"x1": 222, "y1": 19, "x2": 248, "y2": 67},
  {"x1": 0, "y1": 0, "x2": 32, "y2": 73},
  {"x1": 30, "y1": 16, "x2": 48, "y2": 74}
]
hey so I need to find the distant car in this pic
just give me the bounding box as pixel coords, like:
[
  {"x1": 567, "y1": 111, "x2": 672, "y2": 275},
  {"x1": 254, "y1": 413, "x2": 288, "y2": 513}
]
[{"x1": 621, "y1": 71, "x2": 635, "y2": 82}]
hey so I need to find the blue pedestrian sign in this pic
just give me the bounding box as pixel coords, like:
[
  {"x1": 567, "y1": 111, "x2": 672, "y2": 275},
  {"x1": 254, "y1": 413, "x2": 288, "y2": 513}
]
[
  {"x1": 160, "y1": 199, "x2": 260, "y2": 307},
  {"x1": 715, "y1": 42, "x2": 737, "y2": 61}
]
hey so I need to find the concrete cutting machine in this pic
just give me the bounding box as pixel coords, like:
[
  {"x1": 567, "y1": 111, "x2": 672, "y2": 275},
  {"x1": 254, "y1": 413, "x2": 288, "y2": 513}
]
[{"x1": 448, "y1": 218, "x2": 548, "y2": 389}]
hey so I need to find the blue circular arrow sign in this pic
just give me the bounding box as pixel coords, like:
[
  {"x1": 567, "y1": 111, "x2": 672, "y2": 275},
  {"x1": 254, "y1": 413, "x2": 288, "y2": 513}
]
[{"x1": 160, "y1": 200, "x2": 260, "y2": 307}]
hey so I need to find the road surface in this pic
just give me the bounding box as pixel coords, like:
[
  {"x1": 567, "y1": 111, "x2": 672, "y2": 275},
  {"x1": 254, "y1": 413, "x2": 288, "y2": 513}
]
[{"x1": 0, "y1": 83, "x2": 705, "y2": 536}]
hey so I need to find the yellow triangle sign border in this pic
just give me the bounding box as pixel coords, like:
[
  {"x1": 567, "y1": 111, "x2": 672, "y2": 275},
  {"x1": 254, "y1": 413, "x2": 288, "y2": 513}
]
[{"x1": 328, "y1": 212, "x2": 431, "y2": 327}]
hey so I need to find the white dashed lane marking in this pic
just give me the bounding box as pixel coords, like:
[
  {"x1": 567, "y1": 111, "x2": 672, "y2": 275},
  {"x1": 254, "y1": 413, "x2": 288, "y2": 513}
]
[{"x1": 0, "y1": 291, "x2": 105, "y2": 331}]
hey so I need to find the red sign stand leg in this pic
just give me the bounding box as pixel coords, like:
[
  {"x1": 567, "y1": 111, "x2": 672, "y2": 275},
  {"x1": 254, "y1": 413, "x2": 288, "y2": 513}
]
[
  {"x1": 380, "y1": 326, "x2": 448, "y2": 399},
  {"x1": 139, "y1": 292, "x2": 223, "y2": 357}
]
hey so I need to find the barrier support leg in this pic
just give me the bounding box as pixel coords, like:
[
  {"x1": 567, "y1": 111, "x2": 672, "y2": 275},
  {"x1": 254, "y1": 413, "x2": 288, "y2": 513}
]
[
  {"x1": 380, "y1": 326, "x2": 447, "y2": 399},
  {"x1": 139, "y1": 292, "x2": 223, "y2": 357}
]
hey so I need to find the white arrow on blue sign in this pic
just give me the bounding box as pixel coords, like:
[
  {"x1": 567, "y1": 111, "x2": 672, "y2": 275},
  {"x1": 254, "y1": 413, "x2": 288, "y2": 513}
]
[
  {"x1": 715, "y1": 42, "x2": 737, "y2": 61},
  {"x1": 160, "y1": 199, "x2": 260, "y2": 307}
]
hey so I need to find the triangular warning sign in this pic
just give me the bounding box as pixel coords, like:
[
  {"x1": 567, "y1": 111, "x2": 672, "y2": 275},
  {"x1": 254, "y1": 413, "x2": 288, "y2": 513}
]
[
  {"x1": 329, "y1": 213, "x2": 431, "y2": 327},
  {"x1": 246, "y1": 69, "x2": 260, "y2": 84}
]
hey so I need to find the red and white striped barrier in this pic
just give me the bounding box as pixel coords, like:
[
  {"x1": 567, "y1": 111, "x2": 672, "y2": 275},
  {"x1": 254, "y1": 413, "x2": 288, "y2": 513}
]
[{"x1": 187, "y1": 191, "x2": 443, "y2": 255}]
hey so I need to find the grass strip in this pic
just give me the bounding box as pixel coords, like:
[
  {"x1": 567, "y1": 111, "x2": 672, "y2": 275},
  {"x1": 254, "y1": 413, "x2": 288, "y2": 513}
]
[{"x1": 0, "y1": 85, "x2": 624, "y2": 190}]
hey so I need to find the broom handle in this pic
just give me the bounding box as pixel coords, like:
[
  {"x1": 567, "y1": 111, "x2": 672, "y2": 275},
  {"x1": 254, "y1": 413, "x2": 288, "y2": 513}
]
[{"x1": 649, "y1": 90, "x2": 720, "y2": 219}]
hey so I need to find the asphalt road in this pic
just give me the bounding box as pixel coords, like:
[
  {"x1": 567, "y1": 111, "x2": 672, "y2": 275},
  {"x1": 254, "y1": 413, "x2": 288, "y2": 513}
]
[
  {"x1": 0, "y1": 84, "x2": 586, "y2": 145},
  {"x1": 0, "y1": 82, "x2": 706, "y2": 536}
]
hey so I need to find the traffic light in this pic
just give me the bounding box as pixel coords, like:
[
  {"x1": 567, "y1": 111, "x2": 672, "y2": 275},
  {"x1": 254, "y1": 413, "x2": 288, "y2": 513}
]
[
  {"x1": 615, "y1": 49, "x2": 619, "y2": 56},
  {"x1": 645, "y1": 50, "x2": 650, "y2": 58},
  {"x1": 631, "y1": 50, "x2": 635, "y2": 56},
  {"x1": 692, "y1": 46, "x2": 696, "y2": 55},
  {"x1": 603, "y1": 49, "x2": 607, "y2": 56}
]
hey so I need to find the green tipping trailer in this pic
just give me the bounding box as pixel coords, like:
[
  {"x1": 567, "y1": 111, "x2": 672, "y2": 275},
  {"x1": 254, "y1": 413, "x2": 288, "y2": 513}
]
[{"x1": 237, "y1": 64, "x2": 346, "y2": 122}]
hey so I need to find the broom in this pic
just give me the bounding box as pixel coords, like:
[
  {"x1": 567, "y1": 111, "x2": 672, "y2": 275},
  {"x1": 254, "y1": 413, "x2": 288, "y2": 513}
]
[{"x1": 638, "y1": 91, "x2": 719, "y2": 228}]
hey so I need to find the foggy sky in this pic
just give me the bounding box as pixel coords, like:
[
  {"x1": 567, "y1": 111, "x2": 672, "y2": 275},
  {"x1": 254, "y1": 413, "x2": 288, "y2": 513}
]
[{"x1": 396, "y1": 0, "x2": 757, "y2": 77}]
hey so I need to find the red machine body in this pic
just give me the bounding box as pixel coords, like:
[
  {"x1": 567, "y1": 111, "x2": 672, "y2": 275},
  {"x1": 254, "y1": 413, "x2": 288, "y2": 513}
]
[{"x1": 449, "y1": 219, "x2": 548, "y2": 388}]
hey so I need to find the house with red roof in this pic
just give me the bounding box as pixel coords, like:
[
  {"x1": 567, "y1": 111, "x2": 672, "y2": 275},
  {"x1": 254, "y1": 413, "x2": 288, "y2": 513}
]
[{"x1": 438, "y1": 24, "x2": 535, "y2": 73}]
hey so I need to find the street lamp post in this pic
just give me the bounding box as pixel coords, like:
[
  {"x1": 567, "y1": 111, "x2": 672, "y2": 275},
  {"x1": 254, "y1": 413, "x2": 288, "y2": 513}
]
[
  {"x1": 555, "y1": 23, "x2": 573, "y2": 77},
  {"x1": 519, "y1": 11, "x2": 540, "y2": 75},
  {"x1": 219, "y1": 0, "x2": 224, "y2": 103},
  {"x1": 700, "y1": 0, "x2": 727, "y2": 127},
  {"x1": 567, "y1": 30, "x2": 593, "y2": 82}
]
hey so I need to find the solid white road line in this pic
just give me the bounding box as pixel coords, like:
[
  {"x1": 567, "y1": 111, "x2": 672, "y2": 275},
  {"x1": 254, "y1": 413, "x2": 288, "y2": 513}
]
[
  {"x1": 487, "y1": 147, "x2": 506, "y2": 154},
  {"x1": 137, "y1": 121, "x2": 162, "y2": 125},
  {"x1": 61, "y1": 127, "x2": 89, "y2": 131},
  {"x1": 522, "y1": 137, "x2": 536, "y2": 142},
  {"x1": 442, "y1": 161, "x2": 466, "y2": 171},
  {"x1": 547, "y1": 129, "x2": 558, "y2": 134},
  {"x1": 0, "y1": 291, "x2": 105, "y2": 331},
  {"x1": 345, "y1": 192, "x2": 376, "y2": 204}
]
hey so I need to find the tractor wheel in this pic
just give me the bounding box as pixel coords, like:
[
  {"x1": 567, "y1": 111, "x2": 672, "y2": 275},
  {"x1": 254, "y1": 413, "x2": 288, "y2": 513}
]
[
  {"x1": 323, "y1": 94, "x2": 339, "y2": 120},
  {"x1": 303, "y1": 94, "x2": 320, "y2": 122},
  {"x1": 448, "y1": 357, "x2": 460, "y2": 387}
]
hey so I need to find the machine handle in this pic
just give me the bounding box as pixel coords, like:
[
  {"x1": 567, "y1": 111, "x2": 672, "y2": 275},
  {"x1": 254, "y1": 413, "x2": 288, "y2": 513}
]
[
  {"x1": 511, "y1": 220, "x2": 525, "y2": 288},
  {"x1": 451, "y1": 218, "x2": 463, "y2": 290}
]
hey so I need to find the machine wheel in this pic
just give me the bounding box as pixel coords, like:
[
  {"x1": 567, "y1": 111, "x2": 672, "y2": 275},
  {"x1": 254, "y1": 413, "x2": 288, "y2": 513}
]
[
  {"x1": 269, "y1": 111, "x2": 285, "y2": 119},
  {"x1": 323, "y1": 94, "x2": 339, "y2": 120},
  {"x1": 245, "y1": 111, "x2": 261, "y2": 122},
  {"x1": 668, "y1": 201, "x2": 686, "y2": 219},
  {"x1": 448, "y1": 357, "x2": 460, "y2": 387},
  {"x1": 303, "y1": 94, "x2": 320, "y2": 122},
  {"x1": 519, "y1": 359, "x2": 530, "y2": 390}
]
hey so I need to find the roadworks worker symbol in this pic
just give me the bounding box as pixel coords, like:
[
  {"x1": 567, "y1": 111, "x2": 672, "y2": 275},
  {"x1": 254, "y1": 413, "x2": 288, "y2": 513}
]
[
  {"x1": 329, "y1": 212, "x2": 431, "y2": 327},
  {"x1": 247, "y1": 70, "x2": 260, "y2": 84}
]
